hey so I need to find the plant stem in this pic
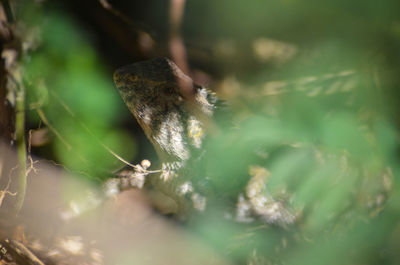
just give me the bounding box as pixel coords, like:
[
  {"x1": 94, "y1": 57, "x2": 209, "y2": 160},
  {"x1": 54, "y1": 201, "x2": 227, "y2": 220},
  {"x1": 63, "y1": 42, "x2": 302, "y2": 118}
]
[{"x1": 14, "y1": 81, "x2": 26, "y2": 215}]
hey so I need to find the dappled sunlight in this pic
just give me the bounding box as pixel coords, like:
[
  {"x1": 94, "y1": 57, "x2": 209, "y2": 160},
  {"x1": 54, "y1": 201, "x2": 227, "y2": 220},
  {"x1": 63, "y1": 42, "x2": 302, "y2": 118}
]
[
  {"x1": 252, "y1": 38, "x2": 297, "y2": 64},
  {"x1": 0, "y1": 0, "x2": 399, "y2": 264}
]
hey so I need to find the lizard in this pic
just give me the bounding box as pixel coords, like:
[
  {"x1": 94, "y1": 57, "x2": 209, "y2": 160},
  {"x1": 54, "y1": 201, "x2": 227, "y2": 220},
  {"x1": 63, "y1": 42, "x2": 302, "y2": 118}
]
[
  {"x1": 113, "y1": 57, "x2": 217, "y2": 166},
  {"x1": 113, "y1": 57, "x2": 218, "y2": 216},
  {"x1": 0, "y1": 58, "x2": 225, "y2": 264},
  {"x1": 113, "y1": 57, "x2": 296, "y2": 225},
  {"x1": 2, "y1": 59, "x2": 388, "y2": 265}
]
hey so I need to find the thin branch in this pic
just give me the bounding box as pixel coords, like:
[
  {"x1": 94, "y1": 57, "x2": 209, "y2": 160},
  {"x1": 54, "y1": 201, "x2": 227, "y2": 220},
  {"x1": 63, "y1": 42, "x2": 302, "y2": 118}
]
[
  {"x1": 98, "y1": 0, "x2": 155, "y2": 39},
  {"x1": 14, "y1": 75, "x2": 26, "y2": 215},
  {"x1": 0, "y1": 0, "x2": 14, "y2": 23},
  {"x1": 50, "y1": 91, "x2": 162, "y2": 174},
  {"x1": 0, "y1": 166, "x2": 17, "y2": 207},
  {"x1": 169, "y1": 0, "x2": 189, "y2": 75},
  {"x1": 2, "y1": 239, "x2": 45, "y2": 265},
  {"x1": 26, "y1": 130, "x2": 38, "y2": 176},
  {"x1": 35, "y1": 108, "x2": 91, "y2": 169},
  {"x1": 36, "y1": 108, "x2": 71, "y2": 150}
]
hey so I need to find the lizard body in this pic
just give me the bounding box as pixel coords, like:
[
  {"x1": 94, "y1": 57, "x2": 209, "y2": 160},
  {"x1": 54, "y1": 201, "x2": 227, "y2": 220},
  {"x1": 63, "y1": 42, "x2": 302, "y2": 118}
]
[
  {"x1": 113, "y1": 58, "x2": 297, "y2": 225},
  {"x1": 114, "y1": 57, "x2": 217, "y2": 164},
  {"x1": 114, "y1": 58, "x2": 217, "y2": 215}
]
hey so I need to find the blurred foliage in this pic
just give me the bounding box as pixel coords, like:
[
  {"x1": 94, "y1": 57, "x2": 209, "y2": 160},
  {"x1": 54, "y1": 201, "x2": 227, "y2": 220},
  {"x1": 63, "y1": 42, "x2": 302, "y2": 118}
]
[
  {"x1": 196, "y1": 86, "x2": 399, "y2": 264},
  {"x1": 22, "y1": 5, "x2": 136, "y2": 180},
  {"x1": 15, "y1": 0, "x2": 400, "y2": 264},
  {"x1": 182, "y1": 1, "x2": 399, "y2": 264}
]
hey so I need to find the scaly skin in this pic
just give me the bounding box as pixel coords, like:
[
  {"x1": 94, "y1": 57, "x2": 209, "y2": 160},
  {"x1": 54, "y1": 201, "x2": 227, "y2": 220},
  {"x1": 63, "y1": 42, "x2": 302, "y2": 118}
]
[
  {"x1": 113, "y1": 58, "x2": 217, "y2": 214},
  {"x1": 113, "y1": 58, "x2": 298, "y2": 225},
  {"x1": 114, "y1": 57, "x2": 217, "y2": 163}
]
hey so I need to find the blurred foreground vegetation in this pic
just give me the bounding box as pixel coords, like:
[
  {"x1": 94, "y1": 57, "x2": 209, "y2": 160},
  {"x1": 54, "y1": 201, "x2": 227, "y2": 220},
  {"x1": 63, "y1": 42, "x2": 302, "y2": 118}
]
[{"x1": 2, "y1": 0, "x2": 400, "y2": 264}]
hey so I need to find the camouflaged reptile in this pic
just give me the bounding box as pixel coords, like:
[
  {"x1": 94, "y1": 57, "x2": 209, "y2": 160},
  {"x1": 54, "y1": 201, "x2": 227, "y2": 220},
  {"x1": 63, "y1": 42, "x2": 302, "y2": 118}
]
[
  {"x1": 113, "y1": 57, "x2": 219, "y2": 216},
  {"x1": 113, "y1": 57, "x2": 296, "y2": 224},
  {"x1": 1, "y1": 58, "x2": 391, "y2": 265}
]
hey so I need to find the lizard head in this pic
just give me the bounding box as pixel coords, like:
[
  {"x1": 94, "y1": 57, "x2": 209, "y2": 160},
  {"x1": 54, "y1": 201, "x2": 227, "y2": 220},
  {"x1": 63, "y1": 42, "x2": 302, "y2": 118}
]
[
  {"x1": 113, "y1": 58, "x2": 192, "y2": 119},
  {"x1": 114, "y1": 57, "x2": 193, "y2": 93},
  {"x1": 113, "y1": 58, "x2": 217, "y2": 162}
]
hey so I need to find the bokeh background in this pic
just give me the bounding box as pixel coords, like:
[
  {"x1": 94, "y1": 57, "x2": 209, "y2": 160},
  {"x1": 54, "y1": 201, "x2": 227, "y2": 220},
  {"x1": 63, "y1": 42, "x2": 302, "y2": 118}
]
[{"x1": 2, "y1": 0, "x2": 400, "y2": 264}]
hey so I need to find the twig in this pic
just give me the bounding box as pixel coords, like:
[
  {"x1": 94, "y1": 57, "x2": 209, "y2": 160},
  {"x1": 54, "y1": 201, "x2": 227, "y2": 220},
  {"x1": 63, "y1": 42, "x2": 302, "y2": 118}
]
[
  {"x1": 1, "y1": 239, "x2": 45, "y2": 265},
  {"x1": 0, "y1": 166, "x2": 17, "y2": 207},
  {"x1": 168, "y1": 0, "x2": 189, "y2": 75},
  {"x1": 98, "y1": 0, "x2": 155, "y2": 38},
  {"x1": 36, "y1": 108, "x2": 71, "y2": 150},
  {"x1": 0, "y1": 0, "x2": 14, "y2": 23},
  {"x1": 14, "y1": 75, "x2": 26, "y2": 215},
  {"x1": 26, "y1": 130, "x2": 39, "y2": 175},
  {"x1": 49, "y1": 91, "x2": 161, "y2": 174},
  {"x1": 35, "y1": 108, "x2": 91, "y2": 168}
]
